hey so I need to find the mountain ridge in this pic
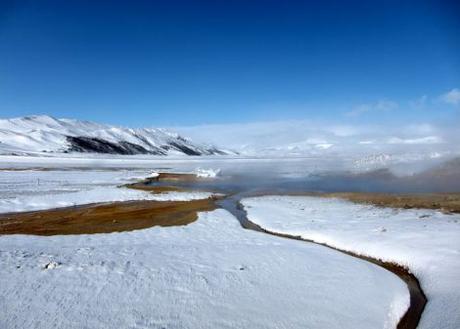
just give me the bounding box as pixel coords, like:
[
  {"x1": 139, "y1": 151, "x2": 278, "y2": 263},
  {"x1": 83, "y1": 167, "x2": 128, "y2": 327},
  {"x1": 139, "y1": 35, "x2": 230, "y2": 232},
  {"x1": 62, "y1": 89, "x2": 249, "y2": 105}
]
[{"x1": 0, "y1": 115, "x2": 232, "y2": 156}]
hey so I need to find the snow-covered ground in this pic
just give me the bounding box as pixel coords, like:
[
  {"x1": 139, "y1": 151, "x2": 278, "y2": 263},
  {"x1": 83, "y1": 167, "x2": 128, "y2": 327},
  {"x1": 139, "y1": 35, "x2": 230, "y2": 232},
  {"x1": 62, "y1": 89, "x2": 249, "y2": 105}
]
[
  {"x1": 242, "y1": 196, "x2": 460, "y2": 329},
  {"x1": 0, "y1": 209, "x2": 408, "y2": 329},
  {"x1": 0, "y1": 154, "x2": 351, "y2": 172},
  {"x1": 0, "y1": 164, "x2": 413, "y2": 328},
  {"x1": 7, "y1": 159, "x2": 460, "y2": 327},
  {"x1": 0, "y1": 170, "x2": 215, "y2": 213}
]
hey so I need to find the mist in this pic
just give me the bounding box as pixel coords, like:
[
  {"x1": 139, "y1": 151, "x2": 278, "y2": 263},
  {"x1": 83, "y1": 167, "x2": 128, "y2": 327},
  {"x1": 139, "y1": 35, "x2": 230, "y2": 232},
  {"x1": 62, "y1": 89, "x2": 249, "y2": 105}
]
[{"x1": 175, "y1": 120, "x2": 460, "y2": 159}]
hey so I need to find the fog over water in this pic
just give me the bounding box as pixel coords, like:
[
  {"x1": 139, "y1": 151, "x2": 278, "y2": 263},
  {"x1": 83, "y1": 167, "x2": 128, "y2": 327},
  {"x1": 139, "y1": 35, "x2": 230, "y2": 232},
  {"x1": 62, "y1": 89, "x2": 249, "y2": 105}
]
[
  {"x1": 176, "y1": 120, "x2": 460, "y2": 158},
  {"x1": 1, "y1": 153, "x2": 459, "y2": 193},
  {"x1": 144, "y1": 156, "x2": 460, "y2": 194}
]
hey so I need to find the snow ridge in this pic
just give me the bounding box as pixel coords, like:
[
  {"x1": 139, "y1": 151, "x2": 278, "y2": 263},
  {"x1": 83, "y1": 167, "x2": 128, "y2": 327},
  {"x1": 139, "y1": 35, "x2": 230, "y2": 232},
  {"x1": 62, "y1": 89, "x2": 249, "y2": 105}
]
[{"x1": 0, "y1": 115, "x2": 231, "y2": 156}]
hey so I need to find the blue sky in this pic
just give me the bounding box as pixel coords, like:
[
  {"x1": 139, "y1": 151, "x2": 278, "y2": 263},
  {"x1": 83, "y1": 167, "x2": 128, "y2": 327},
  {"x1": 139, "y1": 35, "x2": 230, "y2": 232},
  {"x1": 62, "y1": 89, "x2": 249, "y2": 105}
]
[{"x1": 0, "y1": 0, "x2": 459, "y2": 127}]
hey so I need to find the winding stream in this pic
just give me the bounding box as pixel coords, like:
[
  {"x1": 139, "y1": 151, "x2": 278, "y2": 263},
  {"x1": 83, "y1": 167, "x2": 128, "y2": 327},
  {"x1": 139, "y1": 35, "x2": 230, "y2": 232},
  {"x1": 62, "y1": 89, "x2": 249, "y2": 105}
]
[
  {"x1": 219, "y1": 193, "x2": 426, "y2": 329},
  {"x1": 148, "y1": 174, "x2": 428, "y2": 329},
  {"x1": 0, "y1": 169, "x2": 428, "y2": 328}
]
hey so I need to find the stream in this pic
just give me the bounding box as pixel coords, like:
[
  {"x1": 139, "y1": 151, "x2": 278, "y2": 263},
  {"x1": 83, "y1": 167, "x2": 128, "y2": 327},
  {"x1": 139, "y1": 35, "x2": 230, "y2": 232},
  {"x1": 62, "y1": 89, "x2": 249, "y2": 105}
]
[{"x1": 148, "y1": 174, "x2": 428, "y2": 329}]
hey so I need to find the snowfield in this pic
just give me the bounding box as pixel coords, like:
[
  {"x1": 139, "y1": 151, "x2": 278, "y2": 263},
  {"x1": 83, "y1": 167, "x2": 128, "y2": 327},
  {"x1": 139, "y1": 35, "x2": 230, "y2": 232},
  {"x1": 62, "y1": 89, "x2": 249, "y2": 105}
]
[
  {"x1": 242, "y1": 196, "x2": 460, "y2": 329},
  {"x1": 0, "y1": 166, "x2": 412, "y2": 328},
  {"x1": 9, "y1": 160, "x2": 460, "y2": 327},
  {"x1": 0, "y1": 209, "x2": 408, "y2": 329},
  {"x1": 0, "y1": 170, "x2": 215, "y2": 214}
]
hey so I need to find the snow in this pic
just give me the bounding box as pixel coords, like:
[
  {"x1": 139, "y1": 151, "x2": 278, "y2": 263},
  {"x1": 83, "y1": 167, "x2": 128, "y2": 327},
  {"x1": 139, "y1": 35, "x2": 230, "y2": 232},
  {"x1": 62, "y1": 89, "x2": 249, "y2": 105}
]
[
  {"x1": 0, "y1": 164, "x2": 412, "y2": 327},
  {"x1": 148, "y1": 168, "x2": 221, "y2": 178},
  {"x1": 0, "y1": 115, "x2": 229, "y2": 156},
  {"x1": 194, "y1": 167, "x2": 221, "y2": 178},
  {"x1": 0, "y1": 209, "x2": 409, "y2": 329},
  {"x1": 242, "y1": 195, "x2": 460, "y2": 329},
  {"x1": 0, "y1": 170, "x2": 215, "y2": 214},
  {"x1": 0, "y1": 154, "x2": 353, "y2": 178}
]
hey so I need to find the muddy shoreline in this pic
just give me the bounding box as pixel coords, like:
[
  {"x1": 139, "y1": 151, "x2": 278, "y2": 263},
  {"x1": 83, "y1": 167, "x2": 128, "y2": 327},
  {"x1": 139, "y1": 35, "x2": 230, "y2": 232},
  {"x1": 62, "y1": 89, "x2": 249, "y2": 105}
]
[
  {"x1": 322, "y1": 192, "x2": 460, "y2": 214},
  {"x1": 0, "y1": 198, "x2": 217, "y2": 235}
]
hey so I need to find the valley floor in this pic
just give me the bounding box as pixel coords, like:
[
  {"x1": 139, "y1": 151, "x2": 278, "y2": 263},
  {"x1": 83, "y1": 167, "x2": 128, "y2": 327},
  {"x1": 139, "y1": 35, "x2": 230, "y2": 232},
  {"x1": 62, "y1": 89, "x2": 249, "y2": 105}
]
[{"x1": 0, "y1": 156, "x2": 459, "y2": 328}]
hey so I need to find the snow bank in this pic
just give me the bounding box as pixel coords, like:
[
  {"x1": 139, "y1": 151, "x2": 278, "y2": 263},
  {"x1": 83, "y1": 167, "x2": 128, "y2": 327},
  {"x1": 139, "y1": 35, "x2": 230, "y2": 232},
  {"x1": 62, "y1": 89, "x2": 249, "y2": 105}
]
[
  {"x1": 194, "y1": 168, "x2": 221, "y2": 178},
  {"x1": 0, "y1": 187, "x2": 216, "y2": 213},
  {"x1": 0, "y1": 209, "x2": 408, "y2": 329},
  {"x1": 148, "y1": 171, "x2": 160, "y2": 178},
  {"x1": 242, "y1": 196, "x2": 460, "y2": 329},
  {"x1": 0, "y1": 170, "x2": 215, "y2": 214},
  {"x1": 154, "y1": 168, "x2": 221, "y2": 178}
]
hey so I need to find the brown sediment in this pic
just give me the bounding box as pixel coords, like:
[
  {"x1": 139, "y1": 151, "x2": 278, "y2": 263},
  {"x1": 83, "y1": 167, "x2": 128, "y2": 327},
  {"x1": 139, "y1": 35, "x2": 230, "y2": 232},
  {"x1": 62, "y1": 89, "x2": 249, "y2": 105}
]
[
  {"x1": 0, "y1": 173, "x2": 217, "y2": 236},
  {"x1": 121, "y1": 172, "x2": 201, "y2": 192},
  {"x1": 246, "y1": 190, "x2": 460, "y2": 214},
  {"x1": 155, "y1": 172, "x2": 203, "y2": 182},
  {"x1": 0, "y1": 198, "x2": 218, "y2": 236},
  {"x1": 322, "y1": 192, "x2": 460, "y2": 214},
  {"x1": 123, "y1": 183, "x2": 186, "y2": 193}
]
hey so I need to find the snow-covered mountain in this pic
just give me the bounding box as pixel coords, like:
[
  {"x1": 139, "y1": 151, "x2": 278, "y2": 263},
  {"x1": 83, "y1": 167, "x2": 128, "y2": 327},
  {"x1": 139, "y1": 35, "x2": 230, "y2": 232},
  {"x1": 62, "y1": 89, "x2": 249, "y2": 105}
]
[{"x1": 0, "y1": 115, "x2": 231, "y2": 156}]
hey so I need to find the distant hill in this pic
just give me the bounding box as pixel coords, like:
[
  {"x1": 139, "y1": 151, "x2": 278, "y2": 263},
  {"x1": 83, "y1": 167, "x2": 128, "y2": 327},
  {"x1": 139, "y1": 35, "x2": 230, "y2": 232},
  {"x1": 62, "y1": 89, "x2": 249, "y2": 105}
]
[{"x1": 0, "y1": 115, "x2": 233, "y2": 156}]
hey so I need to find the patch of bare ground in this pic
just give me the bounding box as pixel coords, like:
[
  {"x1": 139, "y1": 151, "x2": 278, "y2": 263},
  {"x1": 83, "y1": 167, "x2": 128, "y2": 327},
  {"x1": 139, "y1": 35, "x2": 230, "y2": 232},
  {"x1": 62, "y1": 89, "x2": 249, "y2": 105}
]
[
  {"x1": 323, "y1": 192, "x2": 460, "y2": 213},
  {"x1": 122, "y1": 172, "x2": 203, "y2": 192},
  {"x1": 0, "y1": 198, "x2": 218, "y2": 236},
  {"x1": 123, "y1": 172, "x2": 211, "y2": 192},
  {"x1": 155, "y1": 172, "x2": 203, "y2": 182},
  {"x1": 123, "y1": 183, "x2": 185, "y2": 193}
]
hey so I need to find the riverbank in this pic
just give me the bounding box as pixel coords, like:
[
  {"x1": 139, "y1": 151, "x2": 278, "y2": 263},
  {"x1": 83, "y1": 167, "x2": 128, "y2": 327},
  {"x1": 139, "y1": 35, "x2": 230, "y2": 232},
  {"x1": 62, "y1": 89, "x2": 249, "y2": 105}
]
[
  {"x1": 323, "y1": 192, "x2": 460, "y2": 213},
  {"x1": 0, "y1": 198, "x2": 217, "y2": 235}
]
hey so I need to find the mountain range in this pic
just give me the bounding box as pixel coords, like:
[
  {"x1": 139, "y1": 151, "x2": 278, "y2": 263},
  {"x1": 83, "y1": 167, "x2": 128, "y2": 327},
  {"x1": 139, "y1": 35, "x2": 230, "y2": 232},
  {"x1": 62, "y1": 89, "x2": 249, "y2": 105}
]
[{"x1": 0, "y1": 115, "x2": 232, "y2": 156}]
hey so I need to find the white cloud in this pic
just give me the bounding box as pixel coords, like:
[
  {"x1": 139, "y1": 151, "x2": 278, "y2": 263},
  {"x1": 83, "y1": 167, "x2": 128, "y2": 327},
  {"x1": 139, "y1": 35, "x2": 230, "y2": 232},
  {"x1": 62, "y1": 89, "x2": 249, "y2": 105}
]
[
  {"x1": 440, "y1": 88, "x2": 460, "y2": 105},
  {"x1": 175, "y1": 119, "x2": 460, "y2": 158},
  {"x1": 315, "y1": 143, "x2": 334, "y2": 150},
  {"x1": 346, "y1": 100, "x2": 398, "y2": 117},
  {"x1": 404, "y1": 123, "x2": 436, "y2": 135},
  {"x1": 386, "y1": 136, "x2": 443, "y2": 145}
]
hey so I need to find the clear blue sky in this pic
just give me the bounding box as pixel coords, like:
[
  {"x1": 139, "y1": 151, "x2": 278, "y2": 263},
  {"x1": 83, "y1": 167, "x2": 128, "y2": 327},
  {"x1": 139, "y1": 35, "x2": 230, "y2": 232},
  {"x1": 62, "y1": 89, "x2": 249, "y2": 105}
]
[{"x1": 0, "y1": 0, "x2": 459, "y2": 126}]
